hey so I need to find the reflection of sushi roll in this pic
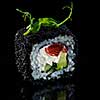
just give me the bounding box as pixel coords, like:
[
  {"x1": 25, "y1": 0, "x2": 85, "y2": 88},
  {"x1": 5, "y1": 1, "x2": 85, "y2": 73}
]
[
  {"x1": 15, "y1": 25, "x2": 77, "y2": 81},
  {"x1": 32, "y1": 83, "x2": 75, "y2": 100},
  {"x1": 16, "y1": 79, "x2": 75, "y2": 100}
]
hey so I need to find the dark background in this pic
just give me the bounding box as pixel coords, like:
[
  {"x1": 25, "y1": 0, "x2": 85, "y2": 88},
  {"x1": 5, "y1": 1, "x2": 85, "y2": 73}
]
[{"x1": 0, "y1": 0, "x2": 81, "y2": 99}]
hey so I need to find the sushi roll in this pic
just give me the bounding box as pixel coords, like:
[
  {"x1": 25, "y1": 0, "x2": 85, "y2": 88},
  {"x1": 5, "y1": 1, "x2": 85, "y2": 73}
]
[
  {"x1": 30, "y1": 27, "x2": 76, "y2": 80},
  {"x1": 15, "y1": 2, "x2": 77, "y2": 81},
  {"x1": 15, "y1": 25, "x2": 77, "y2": 81}
]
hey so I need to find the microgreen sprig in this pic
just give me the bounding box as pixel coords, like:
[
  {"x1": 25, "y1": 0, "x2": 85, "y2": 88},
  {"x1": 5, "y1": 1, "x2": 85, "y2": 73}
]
[{"x1": 16, "y1": 2, "x2": 73, "y2": 36}]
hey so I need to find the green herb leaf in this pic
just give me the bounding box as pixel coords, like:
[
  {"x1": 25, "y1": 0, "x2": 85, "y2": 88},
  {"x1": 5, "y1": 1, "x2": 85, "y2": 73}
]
[
  {"x1": 16, "y1": 2, "x2": 73, "y2": 36},
  {"x1": 31, "y1": 21, "x2": 41, "y2": 33},
  {"x1": 39, "y1": 18, "x2": 58, "y2": 27},
  {"x1": 24, "y1": 21, "x2": 41, "y2": 36}
]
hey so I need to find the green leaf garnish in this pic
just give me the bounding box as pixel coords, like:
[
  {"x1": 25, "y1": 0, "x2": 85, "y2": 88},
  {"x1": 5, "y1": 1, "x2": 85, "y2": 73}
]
[
  {"x1": 39, "y1": 18, "x2": 58, "y2": 27},
  {"x1": 16, "y1": 2, "x2": 73, "y2": 36}
]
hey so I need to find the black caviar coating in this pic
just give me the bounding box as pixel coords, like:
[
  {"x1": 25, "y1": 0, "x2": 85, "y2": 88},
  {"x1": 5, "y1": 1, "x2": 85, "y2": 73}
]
[{"x1": 15, "y1": 25, "x2": 77, "y2": 81}]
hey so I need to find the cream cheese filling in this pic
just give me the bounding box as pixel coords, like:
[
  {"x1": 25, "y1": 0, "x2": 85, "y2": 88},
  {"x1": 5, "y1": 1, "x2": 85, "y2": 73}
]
[{"x1": 37, "y1": 45, "x2": 67, "y2": 71}]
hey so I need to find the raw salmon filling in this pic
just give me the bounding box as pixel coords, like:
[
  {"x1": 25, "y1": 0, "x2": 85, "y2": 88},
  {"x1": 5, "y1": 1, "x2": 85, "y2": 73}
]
[{"x1": 45, "y1": 43, "x2": 67, "y2": 56}]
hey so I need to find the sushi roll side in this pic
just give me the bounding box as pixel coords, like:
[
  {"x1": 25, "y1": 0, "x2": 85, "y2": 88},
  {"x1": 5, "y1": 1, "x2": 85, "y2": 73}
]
[{"x1": 15, "y1": 25, "x2": 77, "y2": 81}]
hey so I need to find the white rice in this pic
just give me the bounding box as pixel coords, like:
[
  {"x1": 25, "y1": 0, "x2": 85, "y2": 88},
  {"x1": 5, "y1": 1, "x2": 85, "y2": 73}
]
[{"x1": 30, "y1": 34, "x2": 76, "y2": 80}]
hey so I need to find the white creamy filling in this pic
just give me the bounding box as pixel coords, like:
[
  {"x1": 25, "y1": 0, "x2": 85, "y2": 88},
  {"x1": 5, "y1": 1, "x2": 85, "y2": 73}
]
[{"x1": 38, "y1": 46, "x2": 64, "y2": 71}]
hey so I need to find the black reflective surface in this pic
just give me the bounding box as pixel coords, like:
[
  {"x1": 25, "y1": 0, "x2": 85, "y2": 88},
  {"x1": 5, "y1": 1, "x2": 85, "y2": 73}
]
[
  {"x1": 15, "y1": 67, "x2": 80, "y2": 100},
  {"x1": 16, "y1": 78, "x2": 80, "y2": 100}
]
